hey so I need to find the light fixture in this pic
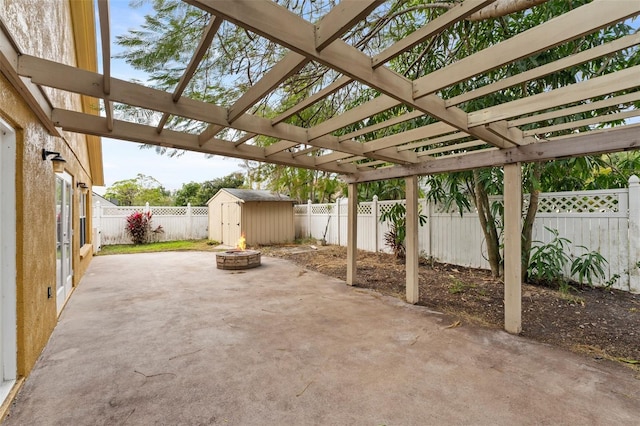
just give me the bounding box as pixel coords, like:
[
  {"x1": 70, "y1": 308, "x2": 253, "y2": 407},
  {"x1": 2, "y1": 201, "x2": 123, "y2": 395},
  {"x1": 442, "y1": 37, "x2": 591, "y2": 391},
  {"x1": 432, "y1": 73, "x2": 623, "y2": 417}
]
[
  {"x1": 42, "y1": 149, "x2": 66, "y2": 173},
  {"x1": 76, "y1": 181, "x2": 89, "y2": 194}
]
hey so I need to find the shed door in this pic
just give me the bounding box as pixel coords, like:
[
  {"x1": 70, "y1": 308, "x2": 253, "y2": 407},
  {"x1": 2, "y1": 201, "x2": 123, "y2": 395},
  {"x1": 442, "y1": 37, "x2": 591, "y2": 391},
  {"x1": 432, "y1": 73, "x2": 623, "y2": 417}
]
[{"x1": 221, "y1": 202, "x2": 241, "y2": 246}]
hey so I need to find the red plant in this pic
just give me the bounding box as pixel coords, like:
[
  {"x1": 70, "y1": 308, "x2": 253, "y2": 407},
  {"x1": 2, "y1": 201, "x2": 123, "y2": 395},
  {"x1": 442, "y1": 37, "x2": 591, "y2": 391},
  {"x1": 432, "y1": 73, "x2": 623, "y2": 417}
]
[{"x1": 125, "y1": 211, "x2": 153, "y2": 244}]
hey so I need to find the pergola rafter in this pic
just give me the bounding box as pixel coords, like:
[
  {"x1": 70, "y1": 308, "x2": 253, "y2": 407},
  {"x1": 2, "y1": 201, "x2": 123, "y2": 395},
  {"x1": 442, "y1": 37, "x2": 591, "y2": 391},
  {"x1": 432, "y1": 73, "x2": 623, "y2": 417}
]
[{"x1": 3, "y1": 0, "x2": 640, "y2": 334}]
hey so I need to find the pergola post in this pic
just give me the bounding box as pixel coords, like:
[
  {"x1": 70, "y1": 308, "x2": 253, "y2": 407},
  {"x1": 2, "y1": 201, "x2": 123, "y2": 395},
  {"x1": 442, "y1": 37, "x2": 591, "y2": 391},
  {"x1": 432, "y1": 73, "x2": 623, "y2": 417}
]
[
  {"x1": 405, "y1": 175, "x2": 419, "y2": 304},
  {"x1": 346, "y1": 182, "x2": 357, "y2": 285},
  {"x1": 504, "y1": 162, "x2": 522, "y2": 333}
]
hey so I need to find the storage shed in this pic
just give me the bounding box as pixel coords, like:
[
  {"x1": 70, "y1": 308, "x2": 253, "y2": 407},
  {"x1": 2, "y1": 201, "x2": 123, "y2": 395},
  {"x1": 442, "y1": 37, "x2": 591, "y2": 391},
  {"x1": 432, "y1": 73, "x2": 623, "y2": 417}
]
[{"x1": 207, "y1": 189, "x2": 295, "y2": 246}]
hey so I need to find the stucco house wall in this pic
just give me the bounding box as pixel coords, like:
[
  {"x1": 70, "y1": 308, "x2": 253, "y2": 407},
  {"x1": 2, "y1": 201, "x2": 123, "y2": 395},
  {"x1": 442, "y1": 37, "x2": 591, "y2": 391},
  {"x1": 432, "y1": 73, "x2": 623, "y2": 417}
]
[{"x1": 0, "y1": 0, "x2": 103, "y2": 406}]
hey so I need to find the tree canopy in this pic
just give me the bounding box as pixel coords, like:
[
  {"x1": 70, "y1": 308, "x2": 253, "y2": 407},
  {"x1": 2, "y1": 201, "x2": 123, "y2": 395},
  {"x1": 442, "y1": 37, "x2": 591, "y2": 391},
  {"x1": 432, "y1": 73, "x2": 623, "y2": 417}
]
[
  {"x1": 174, "y1": 172, "x2": 245, "y2": 206},
  {"x1": 104, "y1": 174, "x2": 173, "y2": 206}
]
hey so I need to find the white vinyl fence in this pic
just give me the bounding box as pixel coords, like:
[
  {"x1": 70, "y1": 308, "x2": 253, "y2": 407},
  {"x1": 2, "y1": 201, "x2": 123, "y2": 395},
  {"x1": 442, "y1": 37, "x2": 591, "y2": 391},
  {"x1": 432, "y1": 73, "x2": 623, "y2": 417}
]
[
  {"x1": 295, "y1": 176, "x2": 640, "y2": 293},
  {"x1": 94, "y1": 203, "x2": 208, "y2": 247}
]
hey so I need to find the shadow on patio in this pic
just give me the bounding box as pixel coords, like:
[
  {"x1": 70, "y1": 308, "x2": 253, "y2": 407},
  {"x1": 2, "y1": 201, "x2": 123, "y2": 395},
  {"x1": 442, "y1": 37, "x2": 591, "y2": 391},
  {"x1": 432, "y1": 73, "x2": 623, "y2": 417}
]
[{"x1": 4, "y1": 252, "x2": 639, "y2": 425}]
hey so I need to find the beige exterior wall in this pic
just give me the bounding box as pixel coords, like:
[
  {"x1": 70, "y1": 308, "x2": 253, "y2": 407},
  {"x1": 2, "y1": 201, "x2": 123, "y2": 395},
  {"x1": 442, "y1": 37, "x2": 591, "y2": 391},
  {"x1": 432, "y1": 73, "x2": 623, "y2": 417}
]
[
  {"x1": 0, "y1": 0, "x2": 100, "y2": 379},
  {"x1": 241, "y1": 202, "x2": 295, "y2": 246}
]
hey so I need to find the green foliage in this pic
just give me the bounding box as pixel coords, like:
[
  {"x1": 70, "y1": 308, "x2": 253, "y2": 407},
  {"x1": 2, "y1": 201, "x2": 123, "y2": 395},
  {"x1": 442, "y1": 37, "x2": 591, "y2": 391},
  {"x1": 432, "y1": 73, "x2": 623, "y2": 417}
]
[
  {"x1": 358, "y1": 179, "x2": 405, "y2": 202},
  {"x1": 379, "y1": 203, "x2": 427, "y2": 259},
  {"x1": 527, "y1": 227, "x2": 571, "y2": 286},
  {"x1": 104, "y1": 174, "x2": 173, "y2": 206},
  {"x1": 241, "y1": 160, "x2": 344, "y2": 203},
  {"x1": 125, "y1": 211, "x2": 163, "y2": 245},
  {"x1": 98, "y1": 239, "x2": 218, "y2": 255},
  {"x1": 570, "y1": 247, "x2": 608, "y2": 287},
  {"x1": 448, "y1": 278, "x2": 467, "y2": 295},
  {"x1": 528, "y1": 228, "x2": 611, "y2": 290},
  {"x1": 174, "y1": 172, "x2": 245, "y2": 206}
]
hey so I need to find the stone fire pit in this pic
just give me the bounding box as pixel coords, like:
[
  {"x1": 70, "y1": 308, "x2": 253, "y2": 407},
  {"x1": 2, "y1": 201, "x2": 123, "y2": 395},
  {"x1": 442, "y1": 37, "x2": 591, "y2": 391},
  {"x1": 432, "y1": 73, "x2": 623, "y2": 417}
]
[{"x1": 216, "y1": 250, "x2": 262, "y2": 270}]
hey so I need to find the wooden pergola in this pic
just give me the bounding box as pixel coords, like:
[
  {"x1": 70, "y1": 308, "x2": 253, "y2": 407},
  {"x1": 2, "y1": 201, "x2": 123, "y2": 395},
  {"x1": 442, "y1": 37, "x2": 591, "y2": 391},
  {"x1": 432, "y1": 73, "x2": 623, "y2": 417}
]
[{"x1": 2, "y1": 0, "x2": 639, "y2": 333}]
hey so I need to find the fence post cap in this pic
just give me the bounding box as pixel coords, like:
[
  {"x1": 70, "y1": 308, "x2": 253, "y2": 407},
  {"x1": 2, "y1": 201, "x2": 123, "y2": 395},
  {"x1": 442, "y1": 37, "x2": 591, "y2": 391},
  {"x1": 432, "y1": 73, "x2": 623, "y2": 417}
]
[
  {"x1": 629, "y1": 175, "x2": 639, "y2": 184},
  {"x1": 373, "y1": 195, "x2": 378, "y2": 201}
]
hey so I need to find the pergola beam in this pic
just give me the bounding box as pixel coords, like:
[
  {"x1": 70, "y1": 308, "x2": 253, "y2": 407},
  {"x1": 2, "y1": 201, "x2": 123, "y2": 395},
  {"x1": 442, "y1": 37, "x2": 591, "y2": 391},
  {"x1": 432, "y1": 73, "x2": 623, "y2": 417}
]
[
  {"x1": 362, "y1": 122, "x2": 455, "y2": 153},
  {"x1": 446, "y1": 32, "x2": 640, "y2": 107},
  {"x1": 468, "y1": 65, "x2": 640, "y2": 127},
  {"x1": 508, "y1": 91, "x2": 640, "y2": 128},
  {"x1": 226, "y1": 52, "x2": 308, "y2": 123},
  {"x1": 96, "y1": 0, "x2": 113, "y2": 131},
  {"x1": 522, "y1": 109, "x2": 640, "y2": 137},
  {"x1": 51, "y1": 109, "x2": 356, "y2": 174},
  {"x1": 272, "y1": 75, "x2": 352, "y2": 125},
  {"x1": 339, "y1": 110, "x2": 424, "y2": 142},
  {"x1": 0, "y1": 24, "x2": 60, "y2": 136},
  {"x1": 220, "y1": 0, "x2": 382, "y2": 129},
  {"x1": 414, "y1": 0, "x2": 640, "y2": 99},
  {"x1": 315, "y1": 0, "x2": 385, "y2": 51},
  {"x1": 158, "y1": 16, "x2": 222, "y2": 134},
  {"x1": 17, "y1": 54, "x2": 410, "y2": 164},
  {"x1": 308, "y1": 95, "x2": 400, "y2": 140},
  {"x1": 187, "y1": 0, "x2": 523, "y2": 149},
  {"x1": 345, "y1": 124, "x2": 640, "y2": 182},
  {"x1": 372, "y1": 0, "x2": 496, "y2": 68}
]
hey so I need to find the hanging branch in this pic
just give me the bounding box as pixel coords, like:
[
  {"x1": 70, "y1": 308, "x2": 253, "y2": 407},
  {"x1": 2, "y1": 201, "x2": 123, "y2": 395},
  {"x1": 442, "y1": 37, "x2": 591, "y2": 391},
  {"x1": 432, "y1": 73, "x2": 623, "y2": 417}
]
[{"x1": 467, "y1": 0, "x2": 550, "y2": 21}]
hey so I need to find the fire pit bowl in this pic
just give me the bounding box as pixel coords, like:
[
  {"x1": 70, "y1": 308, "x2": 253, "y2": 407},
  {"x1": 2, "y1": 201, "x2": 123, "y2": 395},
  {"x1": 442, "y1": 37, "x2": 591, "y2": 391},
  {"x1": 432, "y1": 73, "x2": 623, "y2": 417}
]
[{"x1": 216, "y1": 250, "x2": 261, "y2": 270}]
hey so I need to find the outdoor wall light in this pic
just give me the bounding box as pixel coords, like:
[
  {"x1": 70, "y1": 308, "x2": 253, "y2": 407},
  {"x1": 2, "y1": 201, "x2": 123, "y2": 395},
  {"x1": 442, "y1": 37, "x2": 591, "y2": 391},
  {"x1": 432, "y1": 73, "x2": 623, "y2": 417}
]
[
  {"x1": 42, "y1": 149, "x2": 66, "y2": 173},
  {"x1": 76, "y1": 181, "x2": 89, "y2": 194}
]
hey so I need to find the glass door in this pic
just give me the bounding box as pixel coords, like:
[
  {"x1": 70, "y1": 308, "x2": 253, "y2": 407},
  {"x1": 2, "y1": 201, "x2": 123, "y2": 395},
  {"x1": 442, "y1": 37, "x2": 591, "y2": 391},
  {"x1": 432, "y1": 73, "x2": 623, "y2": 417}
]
[
  {"x1": 55, "y1": 173, "x2": 73, "y2": 313},
  {"x1": 0, "y1": 118, "x2": 17, "y2": 403}
]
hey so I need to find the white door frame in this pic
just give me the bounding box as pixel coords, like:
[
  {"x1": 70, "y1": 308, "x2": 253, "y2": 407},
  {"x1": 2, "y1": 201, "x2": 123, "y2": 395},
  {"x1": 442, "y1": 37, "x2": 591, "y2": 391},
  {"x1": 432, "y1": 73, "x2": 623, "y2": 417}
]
[
  {"x1": 0, "y1": 117, "x2": 18, "y2": 402},
  {"x1": 55, "y1": 172, "x2": 73, "y2": 313}
]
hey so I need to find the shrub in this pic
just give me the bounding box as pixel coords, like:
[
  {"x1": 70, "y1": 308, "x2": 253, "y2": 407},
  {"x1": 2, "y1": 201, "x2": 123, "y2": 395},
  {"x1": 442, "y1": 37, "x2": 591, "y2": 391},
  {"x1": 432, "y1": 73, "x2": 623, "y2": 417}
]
[
  {"x1": 125, "y1": 211, "x2": 153, "y2": 244},
  {"x1": 527, "y1": 227, "x2": 571, "y2": 287},
  {"x1": 570, "y1": 246, "x2": 608, "y2": 287},
  {"x1": 379, "y1": 203, "x2": 427, "y2": 259},
  {"x1": 528, "y1": 227, "x2": 610, "y2": 291}
]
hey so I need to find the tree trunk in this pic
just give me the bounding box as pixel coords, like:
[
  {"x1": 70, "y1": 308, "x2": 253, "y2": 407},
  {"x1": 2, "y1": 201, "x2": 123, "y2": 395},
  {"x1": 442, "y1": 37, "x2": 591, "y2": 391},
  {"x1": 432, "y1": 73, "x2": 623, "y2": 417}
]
[
  {"x1": 473, "y1": 169, "x2": 502, "y2": 277},
  {"x1": 521, "y1": 162, "x2": 543, "y2": 282}
]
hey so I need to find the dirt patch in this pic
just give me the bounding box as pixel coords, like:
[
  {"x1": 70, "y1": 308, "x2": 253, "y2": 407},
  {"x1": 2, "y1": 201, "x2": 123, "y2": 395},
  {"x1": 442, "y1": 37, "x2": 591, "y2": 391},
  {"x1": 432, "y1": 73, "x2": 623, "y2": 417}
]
[{"x1": 263, "y1": 245, "x2": 640, "y2": 368}]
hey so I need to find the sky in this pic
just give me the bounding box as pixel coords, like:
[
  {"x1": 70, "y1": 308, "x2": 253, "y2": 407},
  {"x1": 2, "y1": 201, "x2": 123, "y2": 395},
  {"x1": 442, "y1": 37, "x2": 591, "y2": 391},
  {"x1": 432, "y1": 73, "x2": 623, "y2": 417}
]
[{"x1": 94, "y1": 0, "x2": 244, "y2": 195}]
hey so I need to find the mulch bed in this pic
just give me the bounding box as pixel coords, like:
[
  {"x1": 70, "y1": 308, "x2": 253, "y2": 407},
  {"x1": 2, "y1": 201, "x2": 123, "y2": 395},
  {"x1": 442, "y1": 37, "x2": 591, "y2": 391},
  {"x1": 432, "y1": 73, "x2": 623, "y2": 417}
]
[{"x1": 263, "y1": 245, "x2": 640, "y2": 371}]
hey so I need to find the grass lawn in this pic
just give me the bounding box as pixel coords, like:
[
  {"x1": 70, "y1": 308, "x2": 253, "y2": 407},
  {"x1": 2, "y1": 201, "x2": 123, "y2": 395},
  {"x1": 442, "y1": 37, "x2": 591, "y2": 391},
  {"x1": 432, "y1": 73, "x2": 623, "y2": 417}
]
[{"x1": 98, "y1": 239, "x2": 222, "y2": 255}]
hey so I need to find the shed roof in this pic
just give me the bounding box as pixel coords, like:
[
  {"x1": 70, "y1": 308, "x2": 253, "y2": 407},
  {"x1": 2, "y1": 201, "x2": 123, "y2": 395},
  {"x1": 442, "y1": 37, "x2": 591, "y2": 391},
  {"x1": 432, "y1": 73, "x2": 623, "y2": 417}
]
[{"x1": 215, "y1": 188, "x2": 295, "y2": 203}]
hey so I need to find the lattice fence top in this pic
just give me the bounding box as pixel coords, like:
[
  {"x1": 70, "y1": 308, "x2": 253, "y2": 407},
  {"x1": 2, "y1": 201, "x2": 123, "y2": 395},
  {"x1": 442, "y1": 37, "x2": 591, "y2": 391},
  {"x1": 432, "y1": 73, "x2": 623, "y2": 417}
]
[
  {"x1": 358, "y1": 204, "x2": 372, "y2": 215},
  {"x1": 537, "y1": 192, "x2": 621, "y2": 213},
  {"x1": 100, "y1": 205, "x2": 208, "y2": 216},
  {"x1": 293, "y1": 188, "x2": 626, "y2": 217},
  {"x1": 311, "y1": 204, "x2": 332, "y2": 215},
  {"x1": 101, "y1": 207, "x2": 141, "y2": 216},
  {"x1": 150, "y1": 206, "x2": 187, "y2": 215}
]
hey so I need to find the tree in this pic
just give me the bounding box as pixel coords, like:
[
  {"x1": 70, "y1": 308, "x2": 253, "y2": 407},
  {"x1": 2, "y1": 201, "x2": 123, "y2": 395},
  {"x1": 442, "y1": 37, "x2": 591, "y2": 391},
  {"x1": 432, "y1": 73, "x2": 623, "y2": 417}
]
[
  {"x1": 104, "y1": 174, "x2": 173, "y2": 206},
  {"x1": 174, "y1": 172, "x2": 245, "y2": 206},
  {"x1": 406, "y1": 0, "x2": 636, "y2": 279}
]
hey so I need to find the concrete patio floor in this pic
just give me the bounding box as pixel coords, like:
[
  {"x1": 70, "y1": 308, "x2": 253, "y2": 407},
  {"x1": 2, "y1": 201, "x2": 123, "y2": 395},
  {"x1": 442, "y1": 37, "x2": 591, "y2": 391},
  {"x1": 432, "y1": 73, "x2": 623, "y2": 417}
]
[{"x1": 4, "y1": 252, "x2": 639, "y2": 425}]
